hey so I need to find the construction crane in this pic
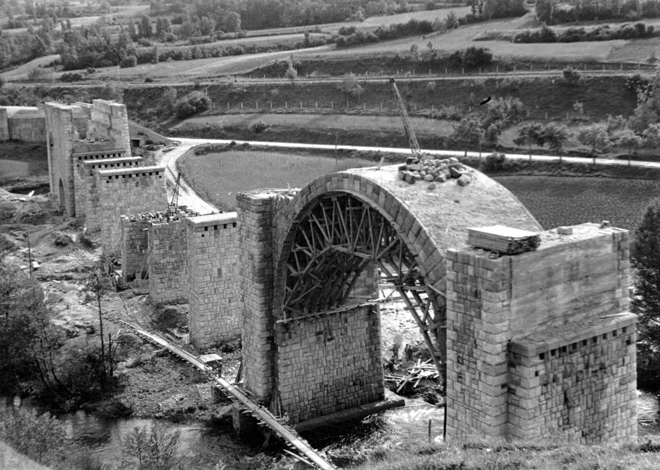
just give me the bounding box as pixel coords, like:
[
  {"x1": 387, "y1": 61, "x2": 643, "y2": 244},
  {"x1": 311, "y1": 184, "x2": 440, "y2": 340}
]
[
  {"x1": 390, "y1": 78, "x2": 423, "y2": 162},
  {"x1": 168, "y1": 173, "x2": 181, "y2": 217}
]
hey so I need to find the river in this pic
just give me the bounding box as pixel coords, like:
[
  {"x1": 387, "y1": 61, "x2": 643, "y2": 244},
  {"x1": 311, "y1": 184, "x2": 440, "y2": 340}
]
[{"x1": 2, "y1": 391, "x2": 660, "y2": 468}]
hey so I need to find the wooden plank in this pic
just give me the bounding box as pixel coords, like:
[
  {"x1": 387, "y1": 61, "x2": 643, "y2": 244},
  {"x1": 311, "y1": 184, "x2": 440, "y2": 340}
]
[
  {"x1": 119, "y1": 321, "x2": 336, "y2": 470},
  {"x1": 467, "y1": 225, "x2": 540, "y2": 255}
]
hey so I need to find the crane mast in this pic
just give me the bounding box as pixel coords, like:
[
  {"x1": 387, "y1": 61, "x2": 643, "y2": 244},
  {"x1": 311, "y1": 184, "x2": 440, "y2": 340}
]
[{"x1": 390, "y1": 78, "x2": 422, "y2": 159}]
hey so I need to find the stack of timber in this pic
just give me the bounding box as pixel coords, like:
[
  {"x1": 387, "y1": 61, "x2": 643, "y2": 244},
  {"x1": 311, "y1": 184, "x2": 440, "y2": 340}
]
[
  {"x1": 385, "y1": 359, "x2": 439, "y2": 393},
  {"x1": 467, "y1": 225, "x2": 541, "y2": 255}
]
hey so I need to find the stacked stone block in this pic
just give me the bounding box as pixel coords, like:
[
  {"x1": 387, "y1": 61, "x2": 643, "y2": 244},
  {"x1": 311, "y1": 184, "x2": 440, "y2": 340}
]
[
  {"x1": 508, "y1": 314, "x2": 637, "y2": 443},
  {"x1": 0, "y1": 107, "x2": 8, "y2": 141},
  {"x1": 237, "y1": 192, "x2": 277, "y2": 402},
  {"x1": 121, "y1": 216, "x2": 151, "y2": 283},
  {"x1": 84, "y1": 156, "x2": 141, "y2": 230},
  {"x1": 73, "y1": 148, "x2": 129, "y2": 217},
  {"x1": 445, "y1": 223, "x2": 636, "y2": 443},
  {"x1": 98, "y1": 166, "x2": 167, "y2": 254},
  {"x1": 275, "y1": 305, "x2": 384, "y2": 424},
  {"x1": 149, "y1": 219, "x2": 189, "y2": 303},
  {"x1": 188, "y1": 213, "x2": 241, "y2": 350}
]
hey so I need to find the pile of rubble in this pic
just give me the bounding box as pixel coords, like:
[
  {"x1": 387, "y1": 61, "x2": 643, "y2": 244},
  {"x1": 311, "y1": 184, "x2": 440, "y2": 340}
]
[
  {"x1": 398, "y1": 156, "x2": 472, "y2": 189},
  {"x1": 123, "y1": 206, "x2": 201, "y2": 223}
]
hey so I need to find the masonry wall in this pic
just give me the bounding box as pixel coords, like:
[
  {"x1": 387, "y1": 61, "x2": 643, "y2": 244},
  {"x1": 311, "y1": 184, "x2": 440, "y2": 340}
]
[
  {"x1": 98, "y1": 166, "x2": 167, "y2": 253},
  {"x1": 45, "y1": 103, "x2": 76, "y2": 216},
  {"x1": 445, "y1": 223, "x2": 636, "y2": 443},
  {"x1": 188, "y1": 213, "x2": 242, "y2": 350},
  {"x1": 0, "y1": 108, "x2": 8, "y2": 141},
  {"x1": 8, "y1": 110, "x2": 47, "y2": 142},
  {"x1": 237, "y1": 192, "x2": 278, "y2": 402},
  {"x1": 87, "y1": 99, "x2": 131, "y2": 152},
  {"x1": 121, "y1": 217, "x2": 151, "y2": 284},
  {"x1": 73, "y1": 149, "x2": 130, "y2": 218},
  {"x1": 84, "y1": 156, "x2": 141, "y2": 230},
  {"x1": 275, "y1": 305, "x2": 384, "y2": 424},
  {"x1": 508, "y1": 314, "x2": 637, "y2": 444},
  {"x1": 149, "y1": 219, "x2": 189, "y2": 303}
]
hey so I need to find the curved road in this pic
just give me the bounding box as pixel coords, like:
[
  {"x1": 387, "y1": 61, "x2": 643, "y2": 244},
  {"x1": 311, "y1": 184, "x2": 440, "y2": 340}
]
[{"x1": 162, "y1": 137, "x2": 660, "y2": 216}]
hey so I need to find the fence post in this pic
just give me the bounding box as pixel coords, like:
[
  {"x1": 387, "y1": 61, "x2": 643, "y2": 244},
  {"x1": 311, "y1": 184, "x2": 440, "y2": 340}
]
[
  {"x1": 496, "y1": 65, "x2": 498, "y2": 73},
  {"x1": 429, "y1": 69, "x2": 431, "y2": 75},
  {"x1": 240, "y1": 102, "x2": 243, "y2": 109},
  {"x1": 285, "y1": 101, "x2": 288, "y2": 108},
  {"x1": 514, "y1": 65, "x2": 516, "y2": 72},
  {"x1": 445, "y1": 68, "x2": 448, "y2": 74},
  {"x1": 315, "y1": 102, "x2": 318, "y2": 108},
  {"x1": 270, "y1": 101, "x2": 273, "y2": 109},
  {"x1": 227, "y1": 103, "x2": 229, "y2": 109},
  {"x1": 380, "y1": 102, "x2": 383, "y2": 109},
  {"x1": 462, "y1": 68, "x2": 465, "y2": 75},
  {"x1": 300, "y1": 101, "x2": 303, "y2": 108},
  {"x1": 363, "y1": 103, "x2": 366, "y2": 110},
  {"x1": 346, "y1": 101, "x2": 349, "y2": 108},
  {"x1": 432, "y1": 105, "x2": 435, "y2": 111},
  {"x1": 530, "y1": 65, "x2": 533, "y2": 71},
  {"x1": 331, "y1": 102, "x2": 334, "y2": 109},
  {"x1": 256, "y1": 101, "x2": 258, "y2": 109}
]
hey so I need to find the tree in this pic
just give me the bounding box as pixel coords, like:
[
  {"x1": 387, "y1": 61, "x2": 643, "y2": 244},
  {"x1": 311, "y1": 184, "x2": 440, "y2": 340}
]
[
  {"x1": 337, "y1": 73, "x2": 363, "y2": 101},
  {"x1": 285, "y1": 54, "x2": 297, "y2": 85},
  {"x1": 618, "y1": 129, "x2": 642, "y2": 165},
  {"x1": 643, "y1": 123, "x2": 660, "y2": 148},
  {"x1": 513, "y1": 122, "x2": 545, "y2": 160},
  {"x1": 541, "y1": 122, "x2": 569, "y2": 162},
  {"x1": 452, "y1": 117, "x2": 484, "y2": 157},
  {"x1": 631, "y1": 199, "x2": 660, "y2": 388},
  {"x1": 100, "y1": 82, "x2": 123, "y2": 102},
  {"x1": 127, "y1": 21, "x2": 137, "y2": 40},
  {"x1": 223, "y1": 11, "x2": 241, "y2": 33},
  {"x1": 577, "y1": 124, "x2": 611, "y2": 163},
  {"x1": 83, "y1": 254, "x2": 116, "y2": 392},
  {"x1": 198, "y1": 16, "x2": 216, "y2": 36},
  {"x1": 140, "y1": 15, "x2": 152, "y2": 38},
  {"x1": 444, "y1": 10, "x2": 458, "y2": 29},
  {"x1": 562, "y1": 66, "x2": 581, "y2": 87},
  {"x1": 121, "y1": 422, "x2": 181, "y2": 470}
]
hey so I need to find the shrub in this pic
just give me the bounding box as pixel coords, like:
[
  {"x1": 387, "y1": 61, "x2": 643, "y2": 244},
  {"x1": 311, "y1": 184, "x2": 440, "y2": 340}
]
[
  {"x1": 60, "y1": 72, "x2": 83, "y2": 82},
  {"x1": 174, "y1": 91, "x2": 212, "y2": 119},
  {"x1": 562, "y1": 66, "x2": 581, "y2": 86},
  {"x1": 249, "y1": 120, "x2": 268, "y2": 134},
  {"x1": 480, "y1": 152, "x2": 507, "y2": 172},
  {"x1": 120, "y1": 55, "x2": 137, "y2": 68},
  {"x1": 27, "y1": 67, "x2": 53, "y2": 82}
]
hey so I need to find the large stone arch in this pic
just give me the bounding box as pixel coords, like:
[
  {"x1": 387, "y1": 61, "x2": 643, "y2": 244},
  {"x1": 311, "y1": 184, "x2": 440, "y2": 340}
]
[{"x1": 238, "y1": 164, "x2": 541, "y2": 425}]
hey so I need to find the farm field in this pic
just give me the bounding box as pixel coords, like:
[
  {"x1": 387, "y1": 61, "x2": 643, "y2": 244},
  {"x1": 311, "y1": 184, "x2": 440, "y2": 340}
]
[
  {"x1": 177, "y1": 113, "x2": 450, "y2": 136},
  {"x1": 177, "y1": 150, "x2": 376, "y2": 211},
  {"x1": 493, "y1": 175, "x2": 660, "y2": 231}
]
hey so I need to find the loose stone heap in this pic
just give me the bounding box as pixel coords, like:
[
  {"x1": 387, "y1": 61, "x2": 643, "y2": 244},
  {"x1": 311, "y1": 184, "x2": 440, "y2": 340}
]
[
  {"x1": 398, "y1": 156, "x2": 473, "y2": 188},
  {"x1": 445, "y1": 223, "x2": 636, "y2": 444}
]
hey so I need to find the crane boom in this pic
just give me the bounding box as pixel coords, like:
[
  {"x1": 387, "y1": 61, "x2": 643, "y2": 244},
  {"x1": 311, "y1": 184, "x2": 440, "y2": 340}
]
[
  {"x1": 168, "y1": 173, "x2": 181, "y2": 216},
  {"x1": 390, "y1": 78, "x2": 421, "y2": 158}
]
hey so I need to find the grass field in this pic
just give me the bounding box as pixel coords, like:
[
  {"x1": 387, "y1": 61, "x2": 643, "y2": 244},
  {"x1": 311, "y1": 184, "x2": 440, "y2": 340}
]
[
  {"x1": 494, "y1": 175, "x2": 660, "y2": 231},
  {"x1": 177, "y1": 150, "x2": 376, "y2": 211},
  {"x1": 177, "y1": 113, "x2": 450, "y2": 136}
]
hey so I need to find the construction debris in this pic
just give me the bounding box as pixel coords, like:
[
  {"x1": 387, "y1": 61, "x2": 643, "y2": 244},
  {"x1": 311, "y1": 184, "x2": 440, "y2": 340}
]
[
  {"x1": 467, "y1": 225, "x2": 541, "y2": 255},
  {"x1": 398, "y1": 156, "x2": 473, "y2": 188},
  {"x1": 385, "y1": 359, "x2": 439, "y2": 393}
]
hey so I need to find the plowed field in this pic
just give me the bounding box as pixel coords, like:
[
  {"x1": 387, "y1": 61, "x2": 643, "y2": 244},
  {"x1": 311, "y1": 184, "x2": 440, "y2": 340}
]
[{"x1": 494, "y1": 175, "x2": 660, "y2": 231}]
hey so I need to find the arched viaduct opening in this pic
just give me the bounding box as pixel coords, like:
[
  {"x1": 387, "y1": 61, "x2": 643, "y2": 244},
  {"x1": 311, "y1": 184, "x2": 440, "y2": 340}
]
[{"x1": 238, "y1": 165, "x2": 542, "y2": 425}]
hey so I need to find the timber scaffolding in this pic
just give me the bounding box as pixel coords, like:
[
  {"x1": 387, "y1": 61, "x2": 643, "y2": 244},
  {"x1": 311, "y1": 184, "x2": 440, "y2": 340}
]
[{"x1": 119, "y1": 321, "x2": 336, "y2": 470}]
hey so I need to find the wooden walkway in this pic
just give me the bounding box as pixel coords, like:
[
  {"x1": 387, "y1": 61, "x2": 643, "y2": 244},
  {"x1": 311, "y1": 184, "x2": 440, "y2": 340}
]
[{"x1": 120, "y1": 321, "x2": 336, "y2": 470}]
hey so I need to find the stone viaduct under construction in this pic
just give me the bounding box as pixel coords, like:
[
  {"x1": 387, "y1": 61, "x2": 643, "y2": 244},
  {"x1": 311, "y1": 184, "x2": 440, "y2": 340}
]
[{"x1": 39, "y1": 99, "x2": 637, "y2": 444}]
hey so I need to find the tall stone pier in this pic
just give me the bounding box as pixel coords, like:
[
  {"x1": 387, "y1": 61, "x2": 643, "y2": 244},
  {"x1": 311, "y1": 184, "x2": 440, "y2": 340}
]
[{"x1": 445, "y1": 223, "x2": 636, "y2": 443}]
